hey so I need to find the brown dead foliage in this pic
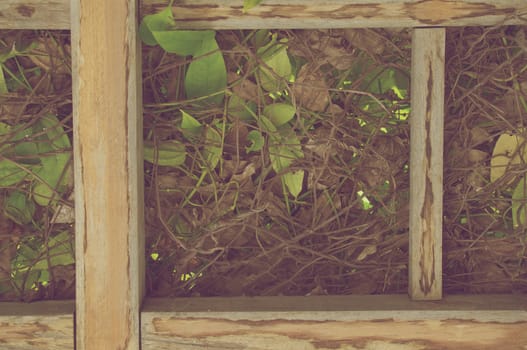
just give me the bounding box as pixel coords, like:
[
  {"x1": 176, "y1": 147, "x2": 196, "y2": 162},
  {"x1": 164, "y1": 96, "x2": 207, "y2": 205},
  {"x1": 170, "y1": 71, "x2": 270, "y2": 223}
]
[{"x1": 144, "y1": 27, "x2": 527, "y2": 297}]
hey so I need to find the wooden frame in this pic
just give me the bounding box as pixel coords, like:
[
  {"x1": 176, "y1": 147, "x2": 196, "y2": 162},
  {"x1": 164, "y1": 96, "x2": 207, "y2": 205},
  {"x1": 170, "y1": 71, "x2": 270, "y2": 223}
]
[{"x1": 1, "y1": 1, "x2": 526, "y2": 349}]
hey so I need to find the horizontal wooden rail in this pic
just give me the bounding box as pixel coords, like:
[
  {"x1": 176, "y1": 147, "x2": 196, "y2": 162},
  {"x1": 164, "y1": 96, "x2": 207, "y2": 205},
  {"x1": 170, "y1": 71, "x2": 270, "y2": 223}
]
[
  {"x1": 0, "y1": 301, "x2": 74, "y2": 350},
  {"x1": 1, "y1": 0, "x2": 526, "y2": 29},
  {"x1": 141, "y1": 295, "x2": 527, "y2": 350},
  {"x1": 0, "y1": 1, "x2": 70, "y2": 29},
  {"x1": 4, "y1": 295, "x2": 526, "y2": 349}
]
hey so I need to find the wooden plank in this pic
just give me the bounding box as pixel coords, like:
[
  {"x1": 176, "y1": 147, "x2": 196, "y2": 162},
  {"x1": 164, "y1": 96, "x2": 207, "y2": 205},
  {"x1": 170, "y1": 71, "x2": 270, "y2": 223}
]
[
  {"x1": 142, "y1": 295, "x2": 527, "y2": 350},
  {"x1": 71, "y1": 0, "x2": 144, "y2": 348},
  {"x1": 3, "y1": 0, "x2": 527, "y2": 29},
  {"x1": 141, "y1": 0, "x2": 527, "y2": 29},
  {"x1": 409, "y1": 28, "x2": 445, "y2": 301},
  {"x1": 0, "y1": 301, "x2": 74, "y2": 350},
  {"x1": 0, "y1": 1, "x2": 69, "y2": 29}
]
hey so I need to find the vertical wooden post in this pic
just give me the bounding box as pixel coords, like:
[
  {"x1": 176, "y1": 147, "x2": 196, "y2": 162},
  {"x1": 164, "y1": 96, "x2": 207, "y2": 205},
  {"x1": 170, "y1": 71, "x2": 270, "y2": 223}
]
[
  {"x1": 71, "y1": 0, "x2": 144, "y2": 348},
  {"x1": 409, "y1": 28, "x2": 445, "y2": 300}
]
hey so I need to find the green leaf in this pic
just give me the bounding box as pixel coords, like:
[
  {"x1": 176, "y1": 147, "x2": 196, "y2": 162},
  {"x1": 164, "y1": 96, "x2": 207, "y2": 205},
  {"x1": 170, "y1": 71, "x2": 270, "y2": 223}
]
[
  {"x1": 203, "y1": 126, "x2": 222, "y2": 169},
  {"x1": 4, "y1": 190, "x2": 35, "y2": 225},
  {"x1": 180, "y1": 110, "x2": 203, "y2": 140},
  {"x1": 38, "y1": 114, "x2": 70, "y2": 150},
  {"x1": 14, "y1": 140, "x2": 39, "y2": 162},
  {"x1": 139, "y1": 7, "x2": 176, "y2": 46},
  {"x1": 263, "y1": 103, "x2": 296, "y2": 127},
  {"x1": 184, "y1": 39, "x2": 227, "y2": 105},
  {"x1": 0, "y1": 160, "x2": 27, "y2": 186},
  {"x1": 33, "y1": 231, "x2": 74, "y2": 270},
  {"x1": 243, "y1": 0, "x2": 263, "y2": 12},
  {"x1": 228, "y1": 95, "x2": 256, "y2": 121},
  {"x1": 181, "y1": 110, "x2": 202, "y2": 129},
  {"x1": 246, "y1": 130, "x2": 264, "y2": 153},
  {"x1": 139, "y1": 7, "x2": 216, "y2": 56},
  {"x1": 512, "y1": 176, "x2": 527, "y2": 228},
  {"x1": 253, "y1": 29, "x2": 270, "y2": 48},
  {"x1": 155, "y1": 30, "x2": 216, "y2": 56},
  {"x1": 32, "y1": 122, "x2": 72, "y2": 207},
  {"x1": 0, "y1": 121, "x2": 10, "y2": 135},
  {"x1": 269, "y1": 133, "x2": 303, "y2": 173},
  {"x1": 257, "y1": 42, "x2": 292, "y2": 92},
  {"x1": 0, "y1": 66, "x2": 7, "y2": 94},
  {"x1": 283, "y1": 170, "x2": 304, "y2": 198},
  {"x1": 491, "y1": 131, "x2": 526, "y2": 183},
  {"x1": 144, "y1": 141, "x2": 186, "y2": 167},
  {"x1": 258, "y1": 115, "x2": 277, "y2": 134}
]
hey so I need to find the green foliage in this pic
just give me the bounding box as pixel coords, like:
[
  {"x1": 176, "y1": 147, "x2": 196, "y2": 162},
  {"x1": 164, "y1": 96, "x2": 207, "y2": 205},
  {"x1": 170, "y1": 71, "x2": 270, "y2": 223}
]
[
  {"x1": 5, "y1": 190, "x2": 35, "y2": 225},
  {"x1": 10, "y1": 231, "x2": 74, "y2": 296},
  {"x1": 144, "y1": 141, "x2": 186, "y2": 167},
  {"x1": 512, "y1": 176, "x2": 527, "y2": 228},
  {"x1": 139, "y1": 6, "x2": 227, "y2": 105},
  {"x1": 184, "y1": 39, "x2": 226, "y2": 105},
  {"x1": 0, "y1": 38, "x2": 37, "y2": 94},
  {"x1": 263, "y1": 103, "x2": 296, "y2": 127},
  {"x1": 0, "y1": 115, "x2": 71, "y2": 208},
  {"x1": 246, "y1": 130, "x2": 264, "y2": 153},
  {"x1": 257, "y1": 36, "x2": 292, "y2": 92},
  {"x1": 243, "y1": 0, "x2": 263, "y2": 12},
  {"x1": 228, "y1": 95, "x2": 256, "y2": 120}
]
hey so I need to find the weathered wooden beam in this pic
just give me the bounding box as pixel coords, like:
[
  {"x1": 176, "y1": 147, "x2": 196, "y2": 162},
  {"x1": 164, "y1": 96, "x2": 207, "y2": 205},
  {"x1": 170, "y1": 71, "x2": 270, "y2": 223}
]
[
  {"x1": 71, "y1": 0, "x2": 144, "y2": 348},
  {"x1": 142, "y1": 0, "x2": 527, "y2": 29},
  {"x1": 141, "y1": 295, "x2": 527, "y2": 350},
  {"x1": 409, "y1": 28, "x2": 445, "y2": 301},
  {"x1": 2, "y1": 0, "x2": 526, "y2": 29},
  {"x1": 0, "y1": 1, "x2": 69, "y2": 29},
  {"x1": 0, "y1": 301, "x2": 74, "y2": 350}
]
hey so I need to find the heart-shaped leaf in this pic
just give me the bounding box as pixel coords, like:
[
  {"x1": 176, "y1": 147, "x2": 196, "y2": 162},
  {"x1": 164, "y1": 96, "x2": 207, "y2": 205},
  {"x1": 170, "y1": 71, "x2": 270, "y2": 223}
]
[
  {"x1": 263, "y1": 103, "x2": 296, "y2": 127},
  {"x1": 257, "y1": 42, "x2": 292, "y2": 92},
  {"x1": 491, "y1": 131, "x2": 526, "y2": 183},
  {"x1": 185, "y1": 39, "x2": 227, "y2": 105},
  {"x1": 144, "y1": 141, "x2": 186, "y2": 167},
  {"x1": 283, "y1": 170, "x2": 304, "y2": 198}
]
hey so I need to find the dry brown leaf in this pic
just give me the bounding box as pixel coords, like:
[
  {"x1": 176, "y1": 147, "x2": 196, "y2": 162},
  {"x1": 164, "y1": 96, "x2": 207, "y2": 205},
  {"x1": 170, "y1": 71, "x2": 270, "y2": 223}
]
[
  {"x1": 467, "y1": 149, "x2": 488, "y2": 164},
  {"x1": 293, "y1": 64, "x2": 330, "y2": 112},
  {"x1": 228, "y1": 72, "x2": 259, "y2": 103},
  {"x1": 29, "y1": 37, "x2": 70, "y2": 74},
  {"x1": 469, "y1": 127, "x2": 490, "y2": 146},
  {"x1": 343, "y1": 29, "x2": 386, "y2": 56}
]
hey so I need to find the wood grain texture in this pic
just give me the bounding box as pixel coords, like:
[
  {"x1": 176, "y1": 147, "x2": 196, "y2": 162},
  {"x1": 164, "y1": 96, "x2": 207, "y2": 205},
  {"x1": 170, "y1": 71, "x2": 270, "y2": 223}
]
[
  {"x1": 71, "y1": 0, "x2": 145, "y2": 348},
  {"x1": 142, "y1": 295, "x2": 527, "y2": 350},
  {"x1": 141, "y1": 0, "x2": 527, "y2": 29},
  {"x1": 2, "y1": 0, "x2": 526, "y2": 29},
  {"x1": 0, "y1": 1, "x2": 69, "y2": 29},
  {"x1": 409, "y1": 28, "x2": 445, "y2": 301},
  {"x1": 0, "y1": 301, "x2": 74, "y2": 350}
]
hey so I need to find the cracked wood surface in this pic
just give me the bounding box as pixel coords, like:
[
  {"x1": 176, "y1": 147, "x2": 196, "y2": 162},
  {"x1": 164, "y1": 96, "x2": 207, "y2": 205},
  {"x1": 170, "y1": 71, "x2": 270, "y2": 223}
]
[
  {"x1": 0, "y1": 301, "x2": 74, "y2": 350},
  {"x1": 141, "y1": 295, "x2": 527, "y2": 350},
  {"x1": 2, "y1": 0, "x2": 526, "y2": 29},
  {"x1": 409, "y1": 28, "x2": 445, "y2": 300},
  {"x1": 71, "y1": 0, "x2": 144, "y2": 349}
]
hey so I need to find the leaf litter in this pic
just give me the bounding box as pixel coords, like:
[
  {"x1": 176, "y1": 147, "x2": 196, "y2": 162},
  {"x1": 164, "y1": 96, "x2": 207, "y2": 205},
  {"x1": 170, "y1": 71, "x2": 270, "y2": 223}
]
[
  {"x1": 145, "y1": 26, "x2": 527, "y2": 297},
  {"x1": 2, "y1": 25, "x2": 526, "y2": 301}
]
